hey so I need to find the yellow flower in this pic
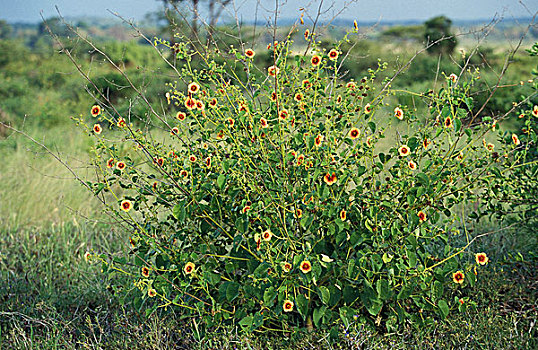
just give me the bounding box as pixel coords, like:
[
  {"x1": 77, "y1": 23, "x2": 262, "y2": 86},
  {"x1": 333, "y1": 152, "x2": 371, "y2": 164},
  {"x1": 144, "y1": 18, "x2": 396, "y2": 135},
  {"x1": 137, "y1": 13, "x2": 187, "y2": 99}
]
[
  {"x1": 423, "y1": 138, "x2": 430, "y2": 149},
  {"x1": 141, "y1": 266, "x2": 150, "y2": 278},
  {"x1": 348, "y1": 128, "x2": 360, "y2": 140},
  {"x1": 282, "y1": 262, "x2": 292, "y2": 272},
  {"x1": 116, "y1": 161, "x2": 126, "y2": 171},
  {"x1": 408, "y1": 160, "x2": 417, "y2": 170},
  {"x1": 323, "y1": 172, "x2": 337, "y2": 186},
  {"x1": 117, "y1": 117, "x2": 126, "y2": 128},
  {"x1": 245, "y1": 48, "x2": 255, "y2": 58},
  {"x1": 184, "y1": 262, "x2": 195, "y2": 274},
  {"x1": 148, "y1": 288, "x2": 157, "y2": 297},
  {"x1": 417, "y1": 211, "x2": 426, "y2": 222},
  {"x1": 475, "y1": 253, "x2": 489, "y2": 265},
  {"x1": 328, "y1": 49, "x2": 339, "y2": 61},
  {"x1": 394, "y1": 107, "x2": 404, "y2": 120},
  {"x1": 283, "y1": 300, "x2": 294, "y2": 312},
  {"x1": 398, "y1": 145, "x2": 410, "y2": 157},
  {"x1": 91, "y1": 105, "x2": 101, "y2": 117},
  {"x1": 512, "y1": 134, "x2": 520, "y2": 146},
  {"x1": 175, "y1": 111, "x2": 186, "y2": 121},
  {"x1": 315, "y1": 134, "x2": 324, "y2": 147},
  {"x1": 299, "y1": 260, "x2": 312, "y2": 273},
  {"x1": 188, "y1": 82, "x2": 200, "y2": 94},
  {"x1": 302, "y1": 79, "x2": 312, "y2": 89},
  {"x1": 120, "y1": 200, "x2": 132, "y2": 212},
  {"x1": 262, "y1": 229, "x2": 272, "y2": 242},
  {"x1": 452, "y1": 270, "x2": 465, "y2": 284},
  {"x1": 93, "y1": 124, "x2": 102, "y2": 134},
  {"x1": 268, "y1": 65, "x2": 280, "y2": 76},
  {"x1": 311, "y1": 55, "x2": 321, "y2": 67},
  {"x1": 185, "y1": 97, "x2": 196, "y2": 110}
]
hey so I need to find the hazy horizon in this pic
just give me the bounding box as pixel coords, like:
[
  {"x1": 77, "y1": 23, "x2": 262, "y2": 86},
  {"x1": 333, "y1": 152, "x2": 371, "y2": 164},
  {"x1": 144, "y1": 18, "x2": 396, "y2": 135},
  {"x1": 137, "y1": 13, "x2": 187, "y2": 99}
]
[{"x1": 1, "y1": 0, "x2": 536, "y2": 24}]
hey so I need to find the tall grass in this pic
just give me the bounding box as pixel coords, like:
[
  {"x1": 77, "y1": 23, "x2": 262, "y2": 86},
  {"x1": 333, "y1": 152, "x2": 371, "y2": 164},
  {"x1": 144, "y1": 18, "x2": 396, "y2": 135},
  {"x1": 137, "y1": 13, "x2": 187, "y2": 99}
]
[{"x1": 0, "y1": 126, "x2": 102, "y2": 228}]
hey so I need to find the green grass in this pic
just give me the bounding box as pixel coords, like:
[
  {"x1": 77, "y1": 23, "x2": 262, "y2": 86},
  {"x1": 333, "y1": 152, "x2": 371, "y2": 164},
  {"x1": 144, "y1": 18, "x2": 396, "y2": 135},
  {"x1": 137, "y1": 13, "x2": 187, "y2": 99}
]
[
  {"x1": 0, "y1": 126, "x2": 101, "y2": 227},
  {"x1": 0, "y1": 219, "x2": 535, "y2": 349}
]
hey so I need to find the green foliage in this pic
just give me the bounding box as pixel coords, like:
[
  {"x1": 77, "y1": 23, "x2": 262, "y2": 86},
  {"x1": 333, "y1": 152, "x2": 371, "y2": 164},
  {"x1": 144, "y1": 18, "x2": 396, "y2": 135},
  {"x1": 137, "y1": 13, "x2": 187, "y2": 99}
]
[
  {"x1": 381, "y1": 25, "x2": 424, "y2": 41},
  {"x1": 76, "y1": 28, "x2": 537, "y2": 335},
  {"x1": 481, "y1": 43, "x2": 538, "y2": 234},
  {"x1": 424, "y1": 16, "x2": 458, "y2": 56},
  {"x1": 0, "y1": 20, "x2": 12, "y2": 40}
]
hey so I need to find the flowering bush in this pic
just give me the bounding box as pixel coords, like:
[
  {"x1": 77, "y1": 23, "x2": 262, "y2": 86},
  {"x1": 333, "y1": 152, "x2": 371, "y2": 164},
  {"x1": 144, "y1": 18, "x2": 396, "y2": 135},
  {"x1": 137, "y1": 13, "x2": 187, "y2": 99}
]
[{"x1": 80, "y1": 29, "x2": 530, "y2": 334}]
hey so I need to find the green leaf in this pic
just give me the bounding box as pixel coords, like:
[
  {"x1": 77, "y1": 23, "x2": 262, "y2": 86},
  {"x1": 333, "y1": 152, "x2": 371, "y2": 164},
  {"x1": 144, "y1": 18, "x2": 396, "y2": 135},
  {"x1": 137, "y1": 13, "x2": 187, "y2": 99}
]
[
  {"x1": 382, "y1": 253, "x2": 393, "y2": 264},
  {"x1": 296, "y1": 294, "x2": 309, "y2": 320},
  {"x1": 252, "y1": 312, "x2": 264, "y2": 329},
  {"x1": 376, "y1": 279, "x2": 391, "y2": 300},
  {"x1": 454, "y1": 118, "x2": 462, "y2": 133},
  {"x1": 235, "y1": 217, "x2": 246, "y2": 233},
  {"x1": 466, "y1": 271, "x2": 476, "y2": 287},
  {"x1": 217, "y1": 174, "x2": 226, "y2": 190},
  {"x1": 313, "y1": 306, "x2": 326, "y2": 327},
  {"x1": 368, "y1": 121, "x2": 376, "y2": 133},
  {"x1": 343, "y1": 285, "x2": 359, "y2": 304},
  {"x1": 263, "y1": 287, "x2": 276, "y2": 305},
  {"x1": 416, "y1": 173, "x2": 429, "y2": 187},
  {"x1": 432, "y1": 280, "x2": 443, "y2": 300},
  {"x1": 361, "y1": 283, "x2": 383, "y2": 316},
  {"x1": 339, "y1": 306, "x2": 354, "y2": 327},
  {"x1": 407, "y1": 250, "x2": 417, "y2": 268},
  {"x1": 239, "y1": 315, "x2": 253, "y2": 329},
  {"x1": 438, "y1": 299, "x2": 449, "y2": 319},
  {"x1": 319, "y1": 286, "x2": 331, "y2": 305},
  {"x1": 94, "y1": 183, "x2": 105, "y2": 195},
  {"x1": 347, "y1": 259, "x2": 355, "y2": 277},
  {"x1": 441, "y1": 106, "x2": 450, "y2": 118},
  {"x1": 226, "y1": 282, "x2": 240, "y2": 302},
  {"x1": 397, "y1": 286, "x2": 412, "y2": 300},
  {"x1": 172, "y1": 203, "x2": 186, "y2": 223},
  {"x1": 204, "y1": 272, "x2": 221, "y2": 286}
]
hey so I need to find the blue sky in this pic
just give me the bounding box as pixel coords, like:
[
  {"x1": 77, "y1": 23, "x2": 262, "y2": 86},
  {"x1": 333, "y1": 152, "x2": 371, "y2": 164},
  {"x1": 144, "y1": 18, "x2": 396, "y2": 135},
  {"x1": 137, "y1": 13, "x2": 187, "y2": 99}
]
[{"x1": 0, "y1": 0, "x2": 535, "y2": 23}]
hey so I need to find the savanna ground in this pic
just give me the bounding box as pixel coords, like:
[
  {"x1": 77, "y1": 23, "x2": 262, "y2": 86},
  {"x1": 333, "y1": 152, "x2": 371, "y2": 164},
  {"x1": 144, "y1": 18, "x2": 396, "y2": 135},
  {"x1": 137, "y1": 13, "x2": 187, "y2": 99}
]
[{"x1": 0, "y1": 15, "x2": 537, "y2": 349}]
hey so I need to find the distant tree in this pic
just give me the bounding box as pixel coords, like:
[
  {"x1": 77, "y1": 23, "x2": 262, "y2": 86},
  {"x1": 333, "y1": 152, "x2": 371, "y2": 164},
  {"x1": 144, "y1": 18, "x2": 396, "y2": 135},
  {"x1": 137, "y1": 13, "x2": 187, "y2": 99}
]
[
  {"x1": 157, "y1": 0, "x2": 231, "y2": 43},
  {"x1": 424, "y1": 16, "x2": 457, "y2": 55},
  {"x1": 381, "y1": 25, "x2": 424, "y2": 41},
  {"x1": 0, "y1": 20, "x2": 13, "y2": 39},
  {"x1": 38, "y1": 17, "x2": 70, "y2": 37}
]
